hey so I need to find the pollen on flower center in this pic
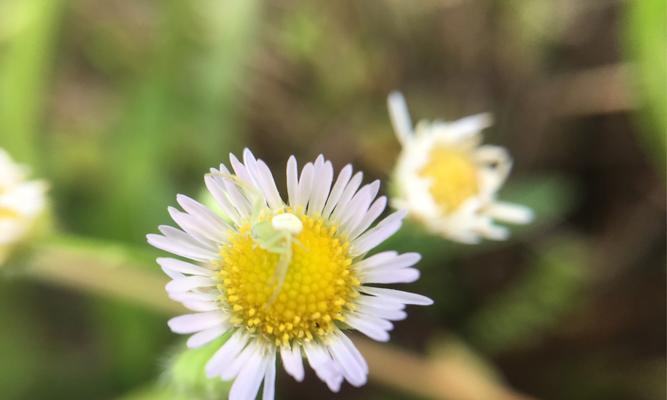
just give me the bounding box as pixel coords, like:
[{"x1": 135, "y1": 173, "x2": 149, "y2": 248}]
[
  {"x1": 419, "y1": 145, "x2": 479, "y2": 213},
  {"x1": 218, "y1": 212, "x2": 358, "y2": 346}
]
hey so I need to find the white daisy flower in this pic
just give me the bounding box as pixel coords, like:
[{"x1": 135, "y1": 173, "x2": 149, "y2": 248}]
[
  {"x1": 147, "y1": 149, "x2": 432, "y2": 400},
  {"x1": 387, "y1": 92, "x2": 534, "y2": 244},
  {"x1": 0, "y1": 148, "x2": 48, "y2": 265}
]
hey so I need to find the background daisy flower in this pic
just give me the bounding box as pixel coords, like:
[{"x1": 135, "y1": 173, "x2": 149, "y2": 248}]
[
  {"x1": 387, "y1": 92, "x2": 534, "y2": 244},
  {"x1": 147, "y1": 149, "x2": 432, "y2": 399},
  {"x1": 0, "y1": 149, "x2": 48, "y2": 265}
]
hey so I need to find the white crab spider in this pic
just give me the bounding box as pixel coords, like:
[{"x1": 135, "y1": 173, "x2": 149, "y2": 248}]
[{"x1": 206, "y1": 171, "x2": 301, "y2": 307}]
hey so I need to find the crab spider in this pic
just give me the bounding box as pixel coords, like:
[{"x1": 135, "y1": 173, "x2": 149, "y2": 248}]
[{"x1": 206, "y1": 171, "x2": 302, "y2": 308}]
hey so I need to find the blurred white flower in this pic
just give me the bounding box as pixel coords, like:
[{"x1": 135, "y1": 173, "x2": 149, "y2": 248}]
[
  {"x1": 388, "y1": 92, "x2": 533, "y2": 244},
  {"x1": 0, "y1": 149, "x2": 48, "y2": 264},
  {"x1": 148, "y1": 149, "x2": 432, "y2": 400}
]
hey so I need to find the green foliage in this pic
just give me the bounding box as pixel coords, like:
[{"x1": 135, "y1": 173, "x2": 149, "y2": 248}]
[
  {"x1": 624, "y1": 0, "x2": 667, "y2": 168},
  {"x1": 162, "y1": 335, "x2": 232, "y2": 399},
  {"x1": 0, "y1": 281, "x2": 44, "y2": 399},
  {"x1": 466, "y1": 235, "x2": 590, "y2": 354},
  {"x1": 82, "y1": 0, "x2": 261, "y2": 241},
  {"x1": 0, "y1": 0, "x2": 64, "y2": 165}
]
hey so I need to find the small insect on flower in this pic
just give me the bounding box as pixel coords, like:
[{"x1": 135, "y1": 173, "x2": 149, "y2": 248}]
[
  {"x1": 148, "y1": 149, "x2": 432, "y2": 400},
  {"x1": 214, "y1": 172, "x2": 302, "y2": 307},
  {"x1": 387, "y1": 92, "x2": 533, "y2": 244},
  {"x1": 0, "y1": 148, "x2": 47, "y2": 265}
]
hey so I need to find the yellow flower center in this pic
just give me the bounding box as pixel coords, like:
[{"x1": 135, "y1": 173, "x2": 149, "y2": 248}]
[
  {"x1": 219, "y1": 212, "x2": 359, "y2": 346},
  {"x1": 419, "y1": 146, "x2": 479, "y2": 213},
  {"x1": 0, "y1": 207, "x2": 18, "y2": 219}
]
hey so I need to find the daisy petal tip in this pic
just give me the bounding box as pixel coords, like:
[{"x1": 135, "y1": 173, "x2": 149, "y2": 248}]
[
  {"x1": 420, "y1": 296, "x2": 434, "y2": 306},
  {"x1": 145, "y1": 233, "x2": 161, "y2": 245},
  {"x1": 155, "y1": 257, "x2": 171, "y2": 267},
  {"x1": 377, "y1": 332, "x2": 391, "y2": 342},
  {"x1": 166, "y1": 316, "x2": 181, "y2": 332},
  {"x1": 522, "y1": 208, "x2": 535, "y2": 224},
  {"x1": 387, "y1": 90, "x2": 405, "y2": 105},
  {"x1": 395, "y1": 209, "x2": 409, "y2": 220}
]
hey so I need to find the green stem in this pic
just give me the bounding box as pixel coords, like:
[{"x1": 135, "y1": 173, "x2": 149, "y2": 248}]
[{"x1": 22, "y1": 236, "x2": 184, "y2": 314}]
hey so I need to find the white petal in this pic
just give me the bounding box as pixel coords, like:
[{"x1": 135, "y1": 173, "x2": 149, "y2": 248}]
[
  {"x1": 166, "y1": 207, "x2": 217, "y2": 246},
  {"x1": 262, "y1": 355, "x2": 276, "y2": 400},
  {"x1": 353, "y1": 251, "x2": 398, "y2": 271},
  {"x1": 165, "y1": 276, "x2": 217, "y2": 293},
  {"x1": 305, "y1": 344, "x2": 343, "y2": 392},
  {"x1": 256, "y1": 159, "x2": 284, "y2": 210},
  {"x1": 222, "y1": 342, "x2": 260, "y2": 380},
  {"x1": 474, "y1": 145, "x2": 511, "y2": 194},
  {"x1": 336, "y1": 180, "x2": 379, "y2": 232},
  {"x1": 360, "y1": 286, "x2": 434, "y2": 306},
  {"x1": 355, "y1": 295, "x2": 406, "y2": 311},
  {"x1": 230, "y1": 152, "x2": 255, "y2": 186},
  {"x1": 280, "y1": 346, "x2": 305, "y2": 382},
  {"x1": 321, "y1": 164, "x2": 353, "y2": 218},
  {"x1": 304, "y1": 155, "x2": 325, "y2": 215},
  {"x1": 218, "y1": 165, "x2": 253, "y2": 217},
  {"x1": 476, "y1": 219, "x2": 509, "y2": 240},
  {"x1": 351, "y1": 210, "x2": 406, "y2": 255},
  {"x1": 147, "y1": 233, "x2": 215, "y2": 262},
  {"x1": 286, "y1": 156, "x2": 299, "y2": 207},
  {"x1": 169, "y1": 291, "x2": 218, "y2": 303},
  {"x1": 387, "y1": 91, "x2": 414, "y2": 146},
  {"x1": 243, "y1": 149, "x2": 283, "y2": 210},
  {"x1": 204, "y1": 173, "x2": 242, "y2": 224},
  {"x1": 180, "y1": 300, "x2": 219, "y2": 312},
  {"x1": 329, "y1": 172, "x2": 363, "y2": 221},
  {"x1": 485, "y1": 201, "x2": 533, "y2": 224},
  {"x1": 334, "y1": 330, "x2": 368, "y2": 374},
  {"x1": 229, "y1": 349, "x2": 271, "y2": 400},
  {"x1": 307, "y1": 158, "x2": 333, "y2": 216},
  {"x1": 158, "y1": 224, "x2": 217, "y2": 253},
  {"x1": 345, "y1": 314, "x2": 390, "y2": 342},
  {"x1": 294, "y1": 163, "x2": 314, "y2": 210},
  {"x1": 362, "y1": 268, "x2": 420, "y2": 284},
  {"x1": 176, "y1": 194, "x2": 230, "y2": 237},
  {"x1": 157, "y1": 257, "x2": 214, "y2": 277},
  {"x1": 447, "y1": 113, "x2": 493, "y2": 141},
  {"x1": 357, "y1": 304, "x2": 407, "y2": 321},
  {"x1": 168, "y1": 311, "x2": 226, "y2": 334},
  {"x1": 347, "y1": 196, "x2": 387, "y2": 240},
  {"x1": 186, "y1": 326, "x2": 227, "y2": 348},
  {"x1": 161, "y1": 267, "x2": 184, "y2": 280},
  {"x1": 328, "y1": 336, "x2": 367, "y2": 387},
  {"x1": 355, "y1": 252, "x2": 419, "y2": 273},
  {"x1": 205, "y1": 330, "x2": 248, "y2": 377}
]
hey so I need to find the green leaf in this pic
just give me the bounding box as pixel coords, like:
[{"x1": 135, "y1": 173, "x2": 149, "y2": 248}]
[
  {"x1": 466, "y1": 235, "x2": 590, "y2": 354},
  {"x1": 162, "y1": 335, "x2": 232, "y2": 399},
  {"x1": 624, "y1": 0, "x2": 667, "y2": 168},
  {"x1": 0, "y1": 0, "x2": 65, "y2": 166}
]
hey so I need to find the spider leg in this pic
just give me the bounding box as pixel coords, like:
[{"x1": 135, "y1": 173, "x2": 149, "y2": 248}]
[{"x1": 264, "y1": 242, "x2": 292, "y2": 308}]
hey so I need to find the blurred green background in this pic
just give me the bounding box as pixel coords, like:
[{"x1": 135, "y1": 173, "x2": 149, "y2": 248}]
[{"x1": 0, "y1": 0, "x2": 665, "y2": 399}]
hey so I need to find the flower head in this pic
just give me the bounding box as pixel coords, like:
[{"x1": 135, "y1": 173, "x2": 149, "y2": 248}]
[
  {"x1": 0, "y1": 149, "x2": 47, "y2": 265},
  {"x1": 388, "y1": 92, "x2": 533, "y2": 244},
  {"x1": 148, "y1": 149, "x2": 432, "y2": 399}
]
